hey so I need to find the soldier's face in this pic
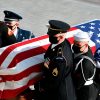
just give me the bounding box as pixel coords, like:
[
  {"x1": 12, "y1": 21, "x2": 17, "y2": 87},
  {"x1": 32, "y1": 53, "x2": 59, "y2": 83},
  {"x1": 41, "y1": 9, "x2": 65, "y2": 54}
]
[
  {"x1": 5, "y1": 21, "x2": 19, "y2": 30},
  {"x1": 54, "y1": 33, "x2": 66, "y2": 44},
  {"x1": 74, "y1": 41, "x2": 88, "y2": 52},
  {"x1": 49, "y1": 33, "x2": 66, "y2": 44}
]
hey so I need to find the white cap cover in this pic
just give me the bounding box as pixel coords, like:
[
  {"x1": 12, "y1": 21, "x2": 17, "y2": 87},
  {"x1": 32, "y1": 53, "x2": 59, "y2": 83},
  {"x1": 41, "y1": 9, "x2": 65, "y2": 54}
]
[{"x1": 74, "y1": 31, "x2": 90, "y2": 42}]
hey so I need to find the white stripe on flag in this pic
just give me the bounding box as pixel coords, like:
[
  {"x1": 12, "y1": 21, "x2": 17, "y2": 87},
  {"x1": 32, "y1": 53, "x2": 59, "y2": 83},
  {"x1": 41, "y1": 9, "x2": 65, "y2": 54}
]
[
  {"x1": 0, "y1": 53, "x2": 44, "y2": 75},
  {"x1": 0, "y1": 72, "x2": 42, "y2": 90}
]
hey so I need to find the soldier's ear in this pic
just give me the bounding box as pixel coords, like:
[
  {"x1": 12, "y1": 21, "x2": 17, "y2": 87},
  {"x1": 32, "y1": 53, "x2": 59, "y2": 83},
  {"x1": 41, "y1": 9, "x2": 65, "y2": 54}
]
[
  {"x1": 60, "y1": 33, "x2": 66, "y2": 39},
  {"x1": 59, "y1": 35, "x2": 63, "y2": 39}
]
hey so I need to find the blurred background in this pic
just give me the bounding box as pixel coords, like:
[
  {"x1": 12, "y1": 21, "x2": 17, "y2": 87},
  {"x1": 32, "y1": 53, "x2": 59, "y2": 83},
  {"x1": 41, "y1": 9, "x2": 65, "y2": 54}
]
[{"x1": 0, "y1": 0, "x2": 100, "y2": 37}]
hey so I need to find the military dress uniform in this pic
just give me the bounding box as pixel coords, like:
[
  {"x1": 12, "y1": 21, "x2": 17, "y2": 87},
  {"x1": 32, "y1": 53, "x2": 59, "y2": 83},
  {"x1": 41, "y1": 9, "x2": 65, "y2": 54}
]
[
  {"x1": 43, "y1": 40, "x2": 76, "y2": 100},
  {"x1": 40, "y1": 20, "x2": 76, "y2": 100},
  {"x1": 72, "y1": 31, "x2": 98, "y2": 100},
  {"x1": 16, "y1": 27, "x2": 34, "y2": 42}
]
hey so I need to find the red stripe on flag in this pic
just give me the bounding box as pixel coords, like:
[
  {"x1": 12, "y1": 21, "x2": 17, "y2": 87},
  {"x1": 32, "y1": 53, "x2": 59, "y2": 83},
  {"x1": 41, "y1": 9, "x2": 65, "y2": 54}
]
[
  {"x1": 1, "y1": 63, "x2": 43, "y2": 81},
  {"x1": 67, "y1": 37, "x2": 74, "y2": 44},
  {"x1": 8, "y1": 44, "x2": 49, "y2": 68},
  {"x1": 91, "y1": 46, "x2": 96, "y2": 54},
  {"x1": 68, "y1": 27, "x2": 78, "y2": 31},
  {"x1": 0, "y1": 75, "x2": 42, "y2": 99}
]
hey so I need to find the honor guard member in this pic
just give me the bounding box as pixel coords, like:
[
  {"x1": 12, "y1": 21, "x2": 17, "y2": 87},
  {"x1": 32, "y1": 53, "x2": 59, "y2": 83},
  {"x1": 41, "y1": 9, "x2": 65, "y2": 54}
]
[
  {"x1": 3, "y1": 10, "x2": 35, "y2": 43},
  {"x1": 41, "y1": 20, "x2": 76, "y2": 100},
  {"x1": 72, "y1": 31, "x2": 98, "y2": 100}
]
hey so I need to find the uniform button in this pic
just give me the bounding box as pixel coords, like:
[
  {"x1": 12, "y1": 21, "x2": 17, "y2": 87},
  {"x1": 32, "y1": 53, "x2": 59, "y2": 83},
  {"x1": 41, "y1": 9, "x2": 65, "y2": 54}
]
[
  {"x1": 53, "y1": 49, "x2": 55, "y2": 51},
  {"x1": 23, "y1": 37, "x2": 25, "y2": 39}
]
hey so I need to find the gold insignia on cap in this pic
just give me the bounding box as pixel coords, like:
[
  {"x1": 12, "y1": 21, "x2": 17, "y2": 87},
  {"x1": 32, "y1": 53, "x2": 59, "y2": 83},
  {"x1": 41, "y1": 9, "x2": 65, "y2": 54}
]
[
  {"x1": 46, "y1": 24, "x2": 63, "y2": 32},
  {"x1": 52, "y1": 67, "x2": 58, "y2": 76}
]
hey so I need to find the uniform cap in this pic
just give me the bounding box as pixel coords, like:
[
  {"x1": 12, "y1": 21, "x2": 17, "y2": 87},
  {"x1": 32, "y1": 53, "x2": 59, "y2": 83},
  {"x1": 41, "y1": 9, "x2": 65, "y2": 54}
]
[
  {"x1": 74, "y1": 31, "x2": 90, "y2": 42},
  {"x1": 47, "y1": 20, "x2": 70, "y2": 35},
  {"x1": 4, "y1": 10, "x2": 22, "y2": 22}
]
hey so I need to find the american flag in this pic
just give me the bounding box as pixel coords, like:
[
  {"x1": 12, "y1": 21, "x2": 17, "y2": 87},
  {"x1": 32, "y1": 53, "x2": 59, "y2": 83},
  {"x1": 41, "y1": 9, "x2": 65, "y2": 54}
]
[{"x1": 0, "y1": 19, "x2": 99, "y2": 99}]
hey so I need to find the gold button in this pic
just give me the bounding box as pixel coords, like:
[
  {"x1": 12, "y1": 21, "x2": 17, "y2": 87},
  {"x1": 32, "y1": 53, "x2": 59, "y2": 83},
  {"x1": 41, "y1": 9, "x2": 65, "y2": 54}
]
[{"x1": 53, "y1": 49, "x2": 55, "y2": 51}]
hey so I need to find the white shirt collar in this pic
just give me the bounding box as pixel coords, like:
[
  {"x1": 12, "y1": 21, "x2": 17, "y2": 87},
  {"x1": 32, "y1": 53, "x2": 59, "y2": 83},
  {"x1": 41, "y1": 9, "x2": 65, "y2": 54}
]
[
  {"x1": 51, "y1": 44, "x2": 58, "y2": 49},
  {"x1": 13, "y1": 28, "x2": 18, "y2": 37}
]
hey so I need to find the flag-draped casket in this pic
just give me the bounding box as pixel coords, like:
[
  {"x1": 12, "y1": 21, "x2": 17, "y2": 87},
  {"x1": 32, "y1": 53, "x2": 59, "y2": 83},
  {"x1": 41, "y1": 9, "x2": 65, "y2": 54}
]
[{"x1": 0, "y1": 19, "x2": 99, "y2": 99}]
